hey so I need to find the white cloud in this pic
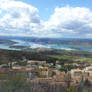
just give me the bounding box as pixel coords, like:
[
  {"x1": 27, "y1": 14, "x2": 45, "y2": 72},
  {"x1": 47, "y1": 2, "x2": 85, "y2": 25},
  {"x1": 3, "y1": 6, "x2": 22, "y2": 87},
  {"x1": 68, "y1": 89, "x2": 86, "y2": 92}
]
[
  {"x1": 0, "y1": 0, "x2": 41, "y2": 36},
  {"x1": 43, "y1": 6, "x2": 92, "y2": 38},
  {"x1": 0, "y1": 0, "x2": 92, "y2": 38}
]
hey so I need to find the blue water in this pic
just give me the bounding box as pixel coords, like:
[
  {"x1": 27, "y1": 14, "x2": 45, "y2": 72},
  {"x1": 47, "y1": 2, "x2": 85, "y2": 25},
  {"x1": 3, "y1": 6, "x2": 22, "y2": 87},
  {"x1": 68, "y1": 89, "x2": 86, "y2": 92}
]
[{"x1": 0, "y1": 39, "x2": 92, "y2": 52}]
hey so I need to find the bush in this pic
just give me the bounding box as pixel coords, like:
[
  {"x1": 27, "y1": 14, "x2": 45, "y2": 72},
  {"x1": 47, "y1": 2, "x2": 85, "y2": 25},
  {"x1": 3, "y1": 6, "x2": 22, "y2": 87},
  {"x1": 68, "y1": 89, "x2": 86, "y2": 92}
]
[
  {"x1": 1, "y1": 74, "x2": 30, "y2": 92},
  {"x1": 38, "y1": 75, "x2": 47, "y2": 78},
  {"x1": 0, "y1": 73, "x2": 8, "y2": 80},
  {"x1": 67, "y1": 87, "x2": 77, "y2": 92}
]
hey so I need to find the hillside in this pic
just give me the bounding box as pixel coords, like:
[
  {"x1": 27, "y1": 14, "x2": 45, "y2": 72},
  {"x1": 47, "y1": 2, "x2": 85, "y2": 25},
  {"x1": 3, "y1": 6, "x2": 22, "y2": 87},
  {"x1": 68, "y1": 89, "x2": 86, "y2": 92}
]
[{"x1": 0, "y1": 48, "x2": 92, "y2": 65}]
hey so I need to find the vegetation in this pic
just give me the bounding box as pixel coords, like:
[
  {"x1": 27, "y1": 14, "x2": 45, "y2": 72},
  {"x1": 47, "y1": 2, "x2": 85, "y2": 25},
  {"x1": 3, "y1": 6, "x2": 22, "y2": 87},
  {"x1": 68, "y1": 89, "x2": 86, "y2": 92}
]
[
  {"x1": 59, "y1": 64, "x2": 73, "y2": 73},
  {"x1": 0, "y1": 74, "x2": 30, "y2": 92},
  {"x1": 0, "y1": 73, "x2": 8, "y2": 80},
  {"x1": 0, "y1": 49, "x2": 92, "y2": 66},
  {"x1": 38, "y1": 75, "x2": 47, "y2": 78},
  {"x1": 66, "y1": 87, "x2": 77, "y2": 92}
]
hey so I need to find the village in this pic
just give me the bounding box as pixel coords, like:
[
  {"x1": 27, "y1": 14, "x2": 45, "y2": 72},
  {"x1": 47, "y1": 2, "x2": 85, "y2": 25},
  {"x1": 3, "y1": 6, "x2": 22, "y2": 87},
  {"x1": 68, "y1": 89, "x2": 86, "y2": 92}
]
[{"x1": 0, "y1": 59, "x2": 92, "y2": 92}]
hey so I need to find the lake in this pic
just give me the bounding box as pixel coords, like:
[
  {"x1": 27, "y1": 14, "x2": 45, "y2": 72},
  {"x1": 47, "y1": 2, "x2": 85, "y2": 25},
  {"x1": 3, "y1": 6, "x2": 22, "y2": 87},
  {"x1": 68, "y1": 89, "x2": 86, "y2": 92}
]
[{"x1": 0, "y1": 36, "x2": 92, "y2": 52}]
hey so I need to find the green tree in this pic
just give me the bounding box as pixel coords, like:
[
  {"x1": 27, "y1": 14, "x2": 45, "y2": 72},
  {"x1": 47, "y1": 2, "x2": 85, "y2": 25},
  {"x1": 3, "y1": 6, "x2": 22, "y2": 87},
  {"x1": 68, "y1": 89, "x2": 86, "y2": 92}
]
[
  {"x1": 67, "y1": 87, "x2": 77, "y2": 92},
  {"x1": 59, "y1": 64, "x2": 73, "y2": 73}
]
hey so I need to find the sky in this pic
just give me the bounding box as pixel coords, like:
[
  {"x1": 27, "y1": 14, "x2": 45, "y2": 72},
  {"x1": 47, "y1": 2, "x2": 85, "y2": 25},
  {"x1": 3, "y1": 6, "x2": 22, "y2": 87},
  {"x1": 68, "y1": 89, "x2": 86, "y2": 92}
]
[
  {"x1": 21, "y1": 0, "x2": 92, "y2": 21},
  {"x1": 0, "y1": 0, "x2": 92, "y2": 38}
]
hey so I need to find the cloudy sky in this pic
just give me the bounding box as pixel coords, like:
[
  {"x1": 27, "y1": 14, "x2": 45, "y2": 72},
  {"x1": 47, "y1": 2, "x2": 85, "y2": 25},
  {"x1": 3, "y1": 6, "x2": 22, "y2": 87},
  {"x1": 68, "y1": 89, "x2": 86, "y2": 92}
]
[{"x1": 0, "y1": 0, "x2": 92, "y2": 38}]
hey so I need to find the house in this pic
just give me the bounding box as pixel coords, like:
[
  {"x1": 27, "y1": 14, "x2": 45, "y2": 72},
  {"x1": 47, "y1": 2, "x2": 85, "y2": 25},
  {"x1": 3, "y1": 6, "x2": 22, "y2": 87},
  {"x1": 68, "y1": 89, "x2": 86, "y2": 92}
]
[
  {"x1": 28, "y1": 60, "x2": 47, "y2": 66},
  {"x1": 71, "y1": 69, "x2": 83, "y2": 77},
  {"x1": 71, "y1": 68, "x2": 92, "y2": 84},
  {"x1": 56, "y1": 61, "x2": 61, "y2": 69},
  {"x1": 12, "y1": 65, "x2": 24, "y2": 70},
  {"x1": 28, "y1": 60, "x2": 41, "y2": 65}
]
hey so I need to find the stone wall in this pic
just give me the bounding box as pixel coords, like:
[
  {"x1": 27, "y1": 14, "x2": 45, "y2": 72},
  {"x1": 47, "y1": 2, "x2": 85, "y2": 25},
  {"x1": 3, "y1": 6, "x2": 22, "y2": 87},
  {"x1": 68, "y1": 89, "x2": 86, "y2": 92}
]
[{"x1": 29, "y1": 78, "x2": 66, "y2": 92}]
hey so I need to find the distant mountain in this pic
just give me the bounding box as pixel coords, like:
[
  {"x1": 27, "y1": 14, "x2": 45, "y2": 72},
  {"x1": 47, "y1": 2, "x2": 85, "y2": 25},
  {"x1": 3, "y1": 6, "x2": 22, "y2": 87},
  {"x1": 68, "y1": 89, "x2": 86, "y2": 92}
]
[
  {"x1": 0, "y1": 36, "x2": 92, "y2": 46},
  {"x1": 0, "y1": 39, "x2": 17, "y2": 45},
  {"x1": 2, "y1": 36, "x2": 92, "y2": 46}
]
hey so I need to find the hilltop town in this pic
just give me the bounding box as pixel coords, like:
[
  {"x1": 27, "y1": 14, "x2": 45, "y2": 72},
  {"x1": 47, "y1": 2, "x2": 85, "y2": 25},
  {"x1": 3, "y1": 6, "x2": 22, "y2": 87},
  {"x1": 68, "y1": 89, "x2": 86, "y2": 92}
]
[{"x1": 0, "y1": 49, "x2": 92, "y2": 92}]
